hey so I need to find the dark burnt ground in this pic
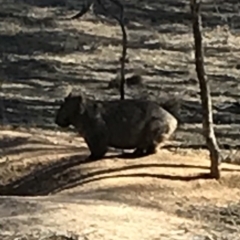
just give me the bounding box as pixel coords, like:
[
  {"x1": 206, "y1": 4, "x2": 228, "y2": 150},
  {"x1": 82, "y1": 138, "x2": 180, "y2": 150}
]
[{"x1": 0, "y1": 0, "x2": 240, "y2": 149}]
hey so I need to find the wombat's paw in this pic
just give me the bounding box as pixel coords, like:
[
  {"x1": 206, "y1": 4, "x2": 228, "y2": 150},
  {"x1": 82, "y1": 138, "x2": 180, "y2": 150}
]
[
  {"x1": 145, "y1": 145, "x2": 157, "y2": 155},
  {"x1": 131, "y1": 145, "x2": 157, "y2": 158},
  {"x1": 86, "y1": 154, "x2": 104, "y2": 162},
  {"x1": 132, "y1": 148, "x2": 146, "y2": 157},
  {"x1": 121, "y1": 148, "x2": 148, "y2": 159}
]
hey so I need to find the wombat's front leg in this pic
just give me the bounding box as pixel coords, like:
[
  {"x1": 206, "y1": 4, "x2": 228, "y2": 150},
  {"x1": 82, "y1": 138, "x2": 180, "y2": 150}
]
[
  {"x1": 84, "y1": 129, "x2": 109, "y2": 161},
  {"x1": 132, "y1": 144, "x2": 157, "y2": 157},
  {"x1": 145, "y1": 144, "x2": 158, "y2": 155}
]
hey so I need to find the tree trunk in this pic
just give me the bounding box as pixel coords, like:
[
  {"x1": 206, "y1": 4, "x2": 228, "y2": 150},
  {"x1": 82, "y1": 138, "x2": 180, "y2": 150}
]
[
  {"x1": 190, "y1": 0, "x2": 221, "y2": 179},
  {"x1": 119, "y1": 18, "x2": 127, "y2": 100}
]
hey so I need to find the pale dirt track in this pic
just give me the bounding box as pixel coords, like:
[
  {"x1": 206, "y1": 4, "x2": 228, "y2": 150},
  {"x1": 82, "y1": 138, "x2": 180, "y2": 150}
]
[
  {"x1": 1, "y1": 0, "x2": 240, "y2": 239},
  {"x1": 1, "y1": 128, "x2": 240, "y2": 239}
]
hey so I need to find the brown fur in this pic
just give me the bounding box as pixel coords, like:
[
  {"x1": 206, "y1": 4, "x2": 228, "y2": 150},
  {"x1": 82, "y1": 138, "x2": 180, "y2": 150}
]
[{"x1": 55, "y1": 90, "x2": 178, "y2": 160}]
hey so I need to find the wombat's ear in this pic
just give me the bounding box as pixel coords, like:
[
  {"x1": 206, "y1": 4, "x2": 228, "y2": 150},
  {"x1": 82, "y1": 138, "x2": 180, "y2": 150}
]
[
  {"x1": 64, "y1": 92, "x2": 72, "y2": 101},
  {"x1": 78, "y1": 95, "x2": 86, "y2": 114}
]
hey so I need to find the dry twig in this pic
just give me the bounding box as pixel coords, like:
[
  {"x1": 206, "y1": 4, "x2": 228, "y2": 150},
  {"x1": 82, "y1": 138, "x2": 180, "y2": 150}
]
[{"x1": 71, "y1": 0, "x2": 128, "y2": 100}]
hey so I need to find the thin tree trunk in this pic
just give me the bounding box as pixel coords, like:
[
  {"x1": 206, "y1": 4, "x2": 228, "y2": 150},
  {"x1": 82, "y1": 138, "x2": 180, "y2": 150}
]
[
  {"x1": 71, "y1": 0, "x2": 127, "y2": 100},
  {"x1": 119, "y1": 16, "x2": 127, "y2": 100},
  {"x1": 106, "y1": 0, "x2": 127, "y2": 100},
  {"x1": 190, "y1": 0, "x2": 221, "y2": 179}
]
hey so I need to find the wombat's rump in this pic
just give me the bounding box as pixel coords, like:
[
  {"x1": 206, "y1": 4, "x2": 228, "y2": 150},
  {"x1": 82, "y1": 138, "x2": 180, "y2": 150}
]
[{"x1": 55, "y1": 91, "x2": 178, "y2": 160}]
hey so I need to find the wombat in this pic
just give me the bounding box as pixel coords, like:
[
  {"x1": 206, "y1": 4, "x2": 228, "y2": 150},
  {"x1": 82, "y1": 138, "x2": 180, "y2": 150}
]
[{"x1": 55, "y1": 90, "x2": 178, "y2": 160}]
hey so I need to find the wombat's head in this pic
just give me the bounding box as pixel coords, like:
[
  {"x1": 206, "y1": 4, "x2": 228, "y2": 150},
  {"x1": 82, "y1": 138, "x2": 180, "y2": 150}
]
[{"x1": 55, "y1": 91, "x2": 86, "y2": 128}]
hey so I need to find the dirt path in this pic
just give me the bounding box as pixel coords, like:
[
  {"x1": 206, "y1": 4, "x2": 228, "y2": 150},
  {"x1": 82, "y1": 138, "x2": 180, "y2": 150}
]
[{"x1": 1, "y1": 128, "x2": 240, "y2": 239}]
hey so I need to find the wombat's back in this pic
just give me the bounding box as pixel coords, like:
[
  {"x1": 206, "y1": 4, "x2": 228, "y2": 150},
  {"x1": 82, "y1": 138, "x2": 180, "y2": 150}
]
[{"x1": 100, "y1": 99, "x2": 177, "y2": 149}]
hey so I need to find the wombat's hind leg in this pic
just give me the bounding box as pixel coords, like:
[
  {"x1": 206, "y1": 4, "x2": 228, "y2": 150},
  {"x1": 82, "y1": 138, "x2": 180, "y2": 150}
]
[
  {"x1": 87, "y1": 150, "x2": 107, "y2": 161},
  {"x1": 132, "y1": 144, "x2": 157, "y2": 157},
  {"x1": 86, "y1": 144, "x2": 108, "y2": 161},
  {"x1": 138, "y1": 119, "x2": 171, "y2": 156},
  {"x1": 132, "y1": 143, "x2": 160, "y2": 158},
  {"x1": 131, "y1": 148, "x2": 146, "y2": 157}
]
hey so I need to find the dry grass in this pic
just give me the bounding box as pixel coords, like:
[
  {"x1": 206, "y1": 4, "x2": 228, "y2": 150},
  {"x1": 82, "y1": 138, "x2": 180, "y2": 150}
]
[{"x1": 1, "y1": 0, "x2": 240, "y2": 239}]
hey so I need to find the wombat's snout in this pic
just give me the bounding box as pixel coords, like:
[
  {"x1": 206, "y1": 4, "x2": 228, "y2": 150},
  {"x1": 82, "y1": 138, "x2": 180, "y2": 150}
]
[
  {"x1": 55, "y1": 117, "x2": 70, "y2": 128},
  {"x1": 55, "y1": 111, "x2": 70, "y2": 128}
]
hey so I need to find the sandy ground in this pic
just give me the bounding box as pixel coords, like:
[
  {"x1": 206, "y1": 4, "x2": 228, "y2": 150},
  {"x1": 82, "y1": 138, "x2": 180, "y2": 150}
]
[
  {"x1": 1, "y1": 0, "x2": 240, "y2": 239},
  {"x1": 1, "y1": 128, "x2": 240, "y2": 239}
]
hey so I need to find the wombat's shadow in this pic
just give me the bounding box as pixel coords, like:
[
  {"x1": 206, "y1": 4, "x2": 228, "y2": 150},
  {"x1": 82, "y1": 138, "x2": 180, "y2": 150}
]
[{"x1": 1, "y1": 152, "x2": 239, "y2": 197}]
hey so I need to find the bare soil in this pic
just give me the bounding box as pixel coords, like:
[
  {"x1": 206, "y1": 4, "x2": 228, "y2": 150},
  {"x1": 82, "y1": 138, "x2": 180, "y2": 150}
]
[
  {"x1": 1, "y1": 128, "x2": 240, "y2": 239},
  {"x1": 1, "y1": 0, "x2": 240, "y2": 239}
]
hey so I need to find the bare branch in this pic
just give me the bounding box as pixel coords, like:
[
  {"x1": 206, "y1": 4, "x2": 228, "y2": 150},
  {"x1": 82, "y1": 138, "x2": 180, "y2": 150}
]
[
  {"x1": 190, "y1": 0, "x2": 221, "y2": 179},
  {"x1": 71, "y1": 1, "x2": 93, "y2": 20}
]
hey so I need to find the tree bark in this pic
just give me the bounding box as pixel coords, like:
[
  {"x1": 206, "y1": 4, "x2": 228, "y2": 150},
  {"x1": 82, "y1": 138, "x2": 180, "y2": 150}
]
[
  {"x1": 190, "y1": 0, "x2": 221, "y2": 179},
  {"x1": 119, "y1": 13, "x2": 127, "y2": 100}
]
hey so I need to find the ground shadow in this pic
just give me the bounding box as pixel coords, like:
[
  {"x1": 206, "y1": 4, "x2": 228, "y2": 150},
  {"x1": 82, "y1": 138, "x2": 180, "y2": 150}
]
[
  {"x1": 0, "y1": 96, "x2": 59, "y2": 129},
  {"x1": 176, "y1": 202, "x2": 240, "y2": 234},
  {"x1": 0, "y1": 197, "x2": 46, "y2": 221},
  {"x1": 1, "y1": 152, "x2": 240, "y2": 196},
  {"x1": 14, "y1": 0, "x2": 240, "y2": 31},
  {"x1": 0, "y1": 141, "x2": 85, "y2": 160},
  {"x1": 0, "y1": 136, "x2": 31, "y2": 150},
  {"x1": 0, "y1": 29, "x2": 136, "y2": 57}
]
